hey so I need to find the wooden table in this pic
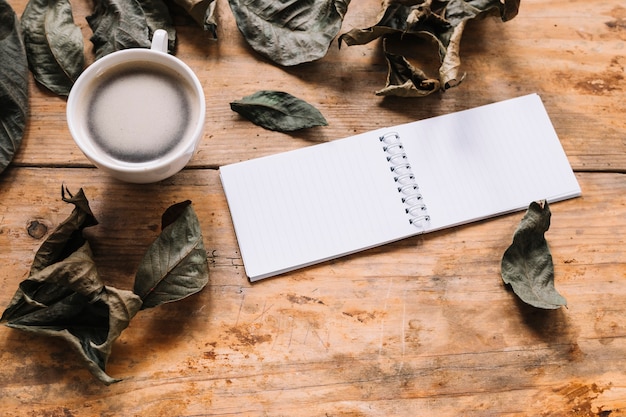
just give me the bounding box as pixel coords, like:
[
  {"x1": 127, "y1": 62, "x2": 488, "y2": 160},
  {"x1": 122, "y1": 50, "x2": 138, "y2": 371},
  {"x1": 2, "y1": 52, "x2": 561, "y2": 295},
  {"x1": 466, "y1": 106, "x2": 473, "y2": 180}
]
[{"x1": 2, "y1": 0, "x2": 625, "y2": 415}]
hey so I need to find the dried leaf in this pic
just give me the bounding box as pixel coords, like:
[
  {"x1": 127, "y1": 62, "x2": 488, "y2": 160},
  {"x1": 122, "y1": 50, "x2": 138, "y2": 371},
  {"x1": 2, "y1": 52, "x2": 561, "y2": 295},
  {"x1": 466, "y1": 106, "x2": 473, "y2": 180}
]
[
  {"x1": 87, "y1": 0, "x2": 151, "y2": 59},
  {"x1": 230, "y1": 91, "x2": 328, "y2": 132},
  {"x1": 20, "y1": 0, "x2": 84, "y2": 96},
  {"x1": 1, "y1": 189, "x2": 212, "y2": 384},
  {"x1": 1, "y1": 188, "x2": 142, "y2": 385},
  {"x1": 136, "y1": 0, "x2": 177, "y2": 52},
  {"x1": 228, "y1": 0, "x2": 351, "y2": 66},
  {"x1": 501, "y1": 201, "x2": 567, "y2": 310},
  {"x1": 438, "y1": 19, "x2": 466, "y2": 89},
  {"x1": 30, "y1": 186, "x2": 98, "y2": 275},
  {"x1": 0, "y1": 0, "x2": 29, "y2": 174},
  {"x1": 339, "y1": 0, "x2": 520, "y2": 96},
  {"x1": 133, "y1": 201, "x2": 209, "y2": 309},
  {"x1": 376, "y1": 40, "x2": 440, "y2": 97},
  {"x1": 339, "y1": 1, "x2": 450, "y2": 48},
  {"x1": 174, "y1": 0, "x2": 217, "y2": 36},
  {"x1": 202, "y1": 0, "x2": 218, "y2": 36}
]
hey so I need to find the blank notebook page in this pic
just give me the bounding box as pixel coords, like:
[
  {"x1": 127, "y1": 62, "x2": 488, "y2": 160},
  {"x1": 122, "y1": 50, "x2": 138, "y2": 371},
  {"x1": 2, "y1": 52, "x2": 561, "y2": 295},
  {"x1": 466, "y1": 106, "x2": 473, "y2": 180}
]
[
  {"x1": 400, "y1": 93, "x2": 581, "y2": 231},
  {"x1": 220, "y1": 130, "x2": 416, "y2": 280},
  {"x1": 220, "y1": 94, "x2": 581, "y2": 280}
]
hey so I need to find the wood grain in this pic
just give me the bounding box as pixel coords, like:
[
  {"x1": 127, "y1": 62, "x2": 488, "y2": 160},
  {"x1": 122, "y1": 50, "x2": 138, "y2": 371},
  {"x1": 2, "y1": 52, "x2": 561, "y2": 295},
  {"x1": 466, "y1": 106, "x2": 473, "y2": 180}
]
[
  {"x1": 1, "y1": 0, "x2": 626, "y2": 415},
  {"x1": 1, "y1": 169, "x2": 625, "y2": 416},
  {"x1": 7, "y1": 0, "x2": 626, "y2": 172}
]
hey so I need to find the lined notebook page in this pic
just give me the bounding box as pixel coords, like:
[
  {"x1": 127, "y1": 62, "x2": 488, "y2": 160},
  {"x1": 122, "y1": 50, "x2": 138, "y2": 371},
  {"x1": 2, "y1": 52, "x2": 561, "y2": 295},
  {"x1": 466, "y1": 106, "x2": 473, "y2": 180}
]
[{"x1": 220, "y1": 94, "x2": 581, "y2": 281}]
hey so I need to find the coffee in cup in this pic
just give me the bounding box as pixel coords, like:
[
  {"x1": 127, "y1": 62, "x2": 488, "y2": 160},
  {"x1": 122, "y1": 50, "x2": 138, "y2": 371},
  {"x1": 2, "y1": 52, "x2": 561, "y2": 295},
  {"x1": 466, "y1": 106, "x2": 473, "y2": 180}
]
[{"x1": 67, "y1": 29, "x2": 205, "y2": 183}]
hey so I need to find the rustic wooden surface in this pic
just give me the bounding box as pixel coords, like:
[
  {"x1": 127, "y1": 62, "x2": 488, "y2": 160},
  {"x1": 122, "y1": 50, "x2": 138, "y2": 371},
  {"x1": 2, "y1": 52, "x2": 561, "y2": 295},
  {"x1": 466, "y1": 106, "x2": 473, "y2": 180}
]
[{"x1": 1, "y1": 0, "x2": 625, "y2": 416}]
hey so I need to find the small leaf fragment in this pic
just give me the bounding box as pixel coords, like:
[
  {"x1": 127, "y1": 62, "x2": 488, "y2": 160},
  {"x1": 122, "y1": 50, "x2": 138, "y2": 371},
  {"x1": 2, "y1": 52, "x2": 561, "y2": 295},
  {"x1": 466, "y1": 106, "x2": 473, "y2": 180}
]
[
  {"x1": 0, "y1": 0, "x2": 29, "y2": 174},
  {"x1": 174, "y1": 0, "x2": 217, "y2": 37},
  {"x1": 21, "y1": 0, "x2": 84, "y2": 96},
  {"x1": 133, "y1": 201, "x2": 209, "y2": 309},
  {"x1": 202, "y1": 0, "x2": 218, "y2": 36},
  {"x1": 230, "y1": 91, "x2": 328, "y2": 132},
  {"x1": 501, "y1": 201, "x2": 567, "y2": 310},
  {"x1": 376, "y1": 40, "x2": 440, "y2": 97}
]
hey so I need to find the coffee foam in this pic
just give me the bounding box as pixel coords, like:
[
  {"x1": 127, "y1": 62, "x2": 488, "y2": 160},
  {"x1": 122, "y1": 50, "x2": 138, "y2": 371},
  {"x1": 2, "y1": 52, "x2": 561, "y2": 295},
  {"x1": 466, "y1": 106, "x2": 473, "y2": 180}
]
[{"x1": 80, "y1": 61, "x2": 198, "y2": 164}]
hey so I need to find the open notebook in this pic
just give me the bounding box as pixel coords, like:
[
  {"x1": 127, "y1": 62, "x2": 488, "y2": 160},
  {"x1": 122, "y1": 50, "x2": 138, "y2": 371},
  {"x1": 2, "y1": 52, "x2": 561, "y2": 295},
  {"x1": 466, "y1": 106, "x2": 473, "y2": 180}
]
[{"x1": 220, "y1": 94, "x2": 581, "y2": 281}]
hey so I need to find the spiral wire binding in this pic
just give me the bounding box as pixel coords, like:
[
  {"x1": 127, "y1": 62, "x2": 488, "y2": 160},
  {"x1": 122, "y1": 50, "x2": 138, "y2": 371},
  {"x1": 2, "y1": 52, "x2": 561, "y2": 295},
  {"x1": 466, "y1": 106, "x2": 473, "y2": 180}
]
[{"x1": 380, "y1": 132, "x2": 430, "y2": 229}]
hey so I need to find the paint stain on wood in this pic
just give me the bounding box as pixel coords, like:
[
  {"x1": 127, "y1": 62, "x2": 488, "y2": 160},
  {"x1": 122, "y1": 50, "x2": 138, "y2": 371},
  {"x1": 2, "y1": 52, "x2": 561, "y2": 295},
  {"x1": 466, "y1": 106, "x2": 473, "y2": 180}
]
[
  {"x1": 606, "y1": 6, "x2": 626, "y2": 37},
  {"x1": 226, "y1": 325, "x2": 272, "y2": 348},
  {"x1": 38, "y1": 407, "x2": 75, "y2": 417},
  {"x1": 342, "y1": 309, "x2": 383, "y2": 324},
  {"x1": 285, "y1": 293, "x2": 325, "y2": 305},
  {"x1": 553, "y1": 382, "x2": 614, "y2": 417}
]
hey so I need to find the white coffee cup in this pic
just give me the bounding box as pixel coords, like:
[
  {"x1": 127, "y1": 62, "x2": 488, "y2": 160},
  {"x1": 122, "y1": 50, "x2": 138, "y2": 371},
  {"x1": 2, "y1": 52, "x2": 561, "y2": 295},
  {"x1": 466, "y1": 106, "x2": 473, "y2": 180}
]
[{"x1": 67, "y1": 29, "x2": 205, "y2": 183}]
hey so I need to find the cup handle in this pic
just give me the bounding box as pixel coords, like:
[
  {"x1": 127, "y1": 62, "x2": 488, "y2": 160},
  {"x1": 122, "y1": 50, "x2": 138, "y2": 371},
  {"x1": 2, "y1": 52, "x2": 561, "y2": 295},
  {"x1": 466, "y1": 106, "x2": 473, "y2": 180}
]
[{"x1": 151, "y1": 29, "x2": 169, "y2": 53}]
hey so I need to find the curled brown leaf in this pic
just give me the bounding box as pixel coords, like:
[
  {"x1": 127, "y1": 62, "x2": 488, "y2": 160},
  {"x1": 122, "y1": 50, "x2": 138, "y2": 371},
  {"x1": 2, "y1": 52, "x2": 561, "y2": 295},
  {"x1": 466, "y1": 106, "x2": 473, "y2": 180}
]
[
  {"x1": 339, "y1": 0, "x2": 521, "y2": 97},
  {"x1": 501, "y1": 201, "x2": 567, "y2": 310}
]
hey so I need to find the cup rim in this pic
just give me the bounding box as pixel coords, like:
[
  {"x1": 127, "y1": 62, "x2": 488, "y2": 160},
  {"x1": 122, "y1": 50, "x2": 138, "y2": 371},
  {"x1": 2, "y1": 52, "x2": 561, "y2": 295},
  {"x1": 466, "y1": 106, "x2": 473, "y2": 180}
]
[{"x1": 67, "y1": 48, "x2": 206, "y2": 175}]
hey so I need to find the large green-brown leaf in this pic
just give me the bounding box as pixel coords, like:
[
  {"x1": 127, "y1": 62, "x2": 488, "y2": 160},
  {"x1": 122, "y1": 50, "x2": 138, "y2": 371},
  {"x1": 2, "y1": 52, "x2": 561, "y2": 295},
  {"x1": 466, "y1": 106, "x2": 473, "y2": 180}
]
[
  {"x1": 21, "y1": 0, "x2": 84, "y2": 96},
  {"x1": 133, "y1": 200, "x2": 209, "y2": 309},
  {"x1": 339, "y1": 0, "x2": 520, "y2": 96},
  {"x1": 0, "y1": 0, "x2": 29, "y2": 174},
  {"x1": 1, "y1": 188, "x2": 141, "y2": 385},
  {"x1": 1, "y1": 242, "x2": 142, "y2": 385},
  {"x1": 228, "y1": 0, "x2": 351, "y2": 66},
  {"x1": 87, "y1": 0, "x2": 177, "y2": 57},
  {"x1": 87, "y1": 0, "x2": 151, "y2": 59},
  {"x1": 501, "y1": 201, "x2": 567, "y2": 310},
  {"x1": 230, "y1": 90, "x2": 328, "y2": 132}
]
